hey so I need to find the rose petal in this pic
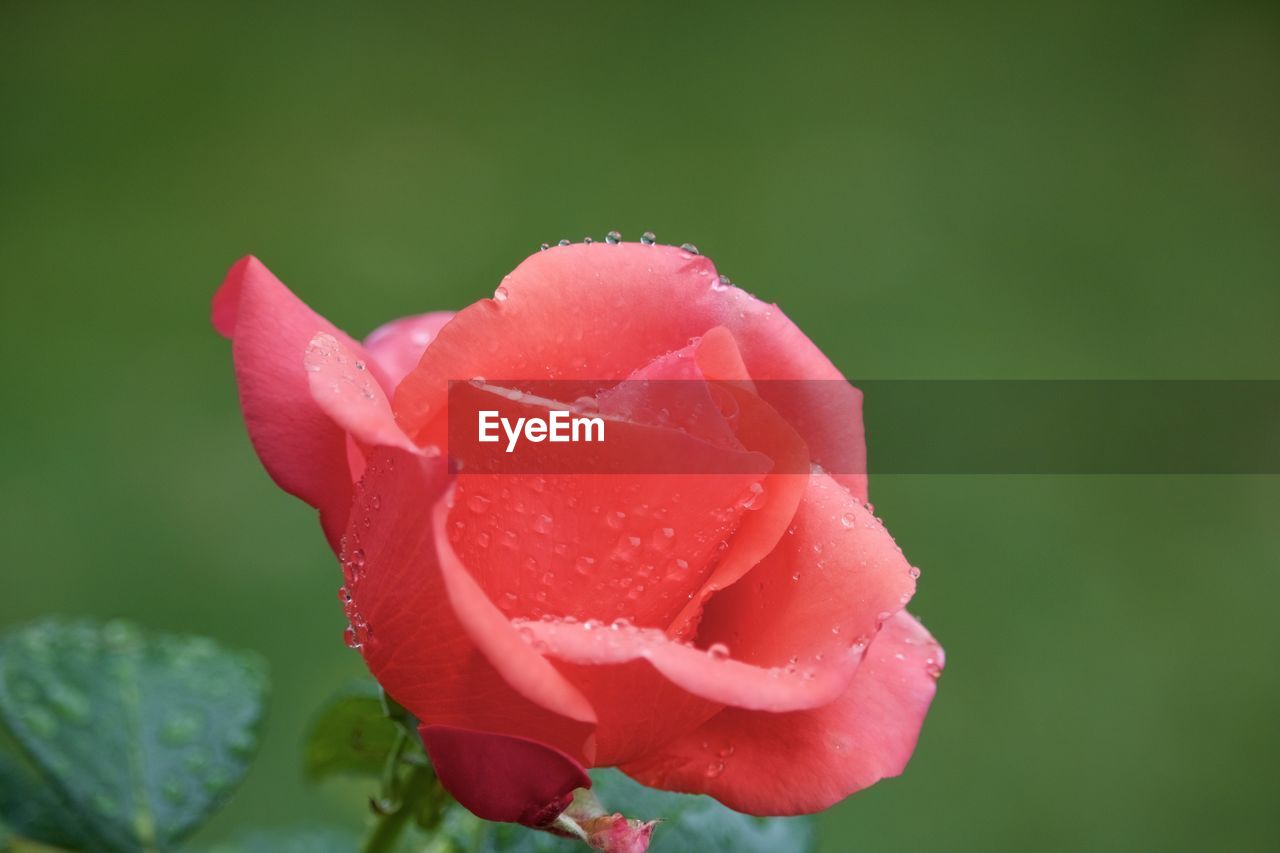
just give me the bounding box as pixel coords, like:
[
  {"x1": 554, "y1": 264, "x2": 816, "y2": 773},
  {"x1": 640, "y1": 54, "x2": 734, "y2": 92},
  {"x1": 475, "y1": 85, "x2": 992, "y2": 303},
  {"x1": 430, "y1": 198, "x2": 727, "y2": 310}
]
[
  {"x1": 363, "y1": 311, "x2": 455, "y2": 390},
  {"x1": 420, "y1": 725, "x2": 590, "y2": 826},
  {"x1": 695, "y1": 469, "x2": 917, "y2": 674},
  {"x1": 495, "y1": 468, "x2": 916, "y2": 764},
  {"x1": 346, "y1": 447, "x2": 597, "y2": 763},
  {"x1": 212, "y1": 256, "x2": 386, "y2": 548},
  {"x1": 667, "y1": 381, "x2": 810, "y2": 639},
  {"x1": 596, "y1": 326, "x2": 748, "y2": 449},
  {"x1": 621, "y1": 611, "x2": 944, "y2": 815},
  {"x1": 304, "y1": 332, "x2": 420, "y2": 455},
  {"x1": 430, "y1": 491, "x2": 601, "y2": 726},
  {"x1": 393, "y1": 243, "x2": 867, "y2": 497},
  {"x1": 444, "y1": 383, "x2": 771, "y2": 629}
]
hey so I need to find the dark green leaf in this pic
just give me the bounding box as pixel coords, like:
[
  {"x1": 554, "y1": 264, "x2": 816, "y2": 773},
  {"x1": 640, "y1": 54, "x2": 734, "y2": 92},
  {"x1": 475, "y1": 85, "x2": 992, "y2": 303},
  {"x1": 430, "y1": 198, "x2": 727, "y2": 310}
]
[
  {"x1": 0, "y1": 618, "x2": 269, "y2": 852},
  {"x1": 0, "y1": 749, "x2": 90, "y2": 849},
  {"x1": 303, "y1": 682, "x2": 403, "y2": 781}
]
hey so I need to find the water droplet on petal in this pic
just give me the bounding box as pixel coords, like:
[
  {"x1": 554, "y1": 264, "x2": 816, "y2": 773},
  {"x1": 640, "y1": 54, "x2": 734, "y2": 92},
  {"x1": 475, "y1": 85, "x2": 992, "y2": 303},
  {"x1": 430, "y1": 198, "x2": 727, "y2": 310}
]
[
  {"x1": 840, "y1": 511, "x2": 856, "y2": 529},
  {"x1": 651, "y1": 527, "x2": 676, "y2": 551},
  {"x1": 539, "y1": 242, "x2": 550, "y2": 251},
  {"x1": 493, "y1": 286, "x2": 509, "y2": 302},
  {"x1": 605, "y1": 230, "x2": 621, "y2": 244},
  {"x1": 680, "y1": 243, "x2": 700, "y2": 255},
  {"x1": 707, "y1": 642, "x2": 731, "y2": 661},
  {"x1": 641, "y1": 230, "x2": 656, "y2": 245},
  {"x1": 739, "y1": 483, "x2": 767, "y2": 511},
  {"x1": 558, "y1": 238, "x2": 571, "y2": 246}
]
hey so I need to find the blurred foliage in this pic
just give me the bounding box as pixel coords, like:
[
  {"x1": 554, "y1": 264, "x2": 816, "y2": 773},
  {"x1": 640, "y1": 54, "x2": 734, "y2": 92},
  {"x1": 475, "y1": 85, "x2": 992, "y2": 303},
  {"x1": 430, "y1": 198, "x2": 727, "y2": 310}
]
[
  {"x1": 1, "y1": 1, "x2": 1278, "y2": 850},
  {"x1": 0, "y1": 620, "x2": 268, "y2": 851},
  {"x1": 304, "y1": 683, "x2": 402, "y2": 782}
]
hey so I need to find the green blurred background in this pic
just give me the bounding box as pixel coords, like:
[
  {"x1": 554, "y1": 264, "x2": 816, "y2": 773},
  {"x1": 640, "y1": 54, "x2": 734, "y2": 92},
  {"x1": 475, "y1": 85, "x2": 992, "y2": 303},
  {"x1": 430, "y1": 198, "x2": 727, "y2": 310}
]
[{"x1": 2, "y1": 1, "x2": 1278, "y2": 849}]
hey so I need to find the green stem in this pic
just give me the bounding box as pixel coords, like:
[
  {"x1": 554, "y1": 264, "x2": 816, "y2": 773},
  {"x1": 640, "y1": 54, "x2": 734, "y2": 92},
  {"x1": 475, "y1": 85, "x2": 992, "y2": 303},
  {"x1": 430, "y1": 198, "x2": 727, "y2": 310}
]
[{"x1": 360, "y1": 763, "x2": 438, "y2": 853}]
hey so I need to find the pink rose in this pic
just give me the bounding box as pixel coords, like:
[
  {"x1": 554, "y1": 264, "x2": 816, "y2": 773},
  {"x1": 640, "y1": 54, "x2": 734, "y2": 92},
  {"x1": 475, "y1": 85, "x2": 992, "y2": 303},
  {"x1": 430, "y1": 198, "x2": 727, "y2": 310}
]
[{"x1": 213, "y1": 241, "x2": 942, "y2": 828}]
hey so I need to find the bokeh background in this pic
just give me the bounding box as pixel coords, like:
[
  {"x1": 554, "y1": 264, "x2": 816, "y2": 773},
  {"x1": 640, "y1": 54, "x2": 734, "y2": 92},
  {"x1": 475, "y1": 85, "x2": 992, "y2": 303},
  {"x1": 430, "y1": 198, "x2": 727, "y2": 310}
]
[{"x1": 3, "y1": 1, "x2": 1278, "y2": 850}]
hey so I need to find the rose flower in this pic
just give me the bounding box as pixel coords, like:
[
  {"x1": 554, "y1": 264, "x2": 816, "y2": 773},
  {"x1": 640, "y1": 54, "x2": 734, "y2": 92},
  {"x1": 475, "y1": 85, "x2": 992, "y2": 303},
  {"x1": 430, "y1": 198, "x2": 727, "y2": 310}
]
[{"x1": 212, "y1": 240, "x2": 943, "y2": 828}]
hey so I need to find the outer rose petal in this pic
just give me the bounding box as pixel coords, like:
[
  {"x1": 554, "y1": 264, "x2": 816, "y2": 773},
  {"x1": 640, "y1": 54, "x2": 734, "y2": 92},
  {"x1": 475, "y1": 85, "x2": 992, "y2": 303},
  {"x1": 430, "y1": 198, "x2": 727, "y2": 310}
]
[
  {"x1": 212, "y1": 256, "x2": 387, "y2": 548},
  {"x1": 393, "y1": 243, "x2": 868, "y2": 498},
  {"x1": 621, "y1": 611, "x2": 944, "y2": 815},
  {"x1": 363, "y1": 311, "x2": 455, "y2": 390},
  {"x1": 345, "y1": 447, "x2": 597, "y2": 766},
  {"x1": 420, "y1": 725, "x2": 590, "y2": 826}
]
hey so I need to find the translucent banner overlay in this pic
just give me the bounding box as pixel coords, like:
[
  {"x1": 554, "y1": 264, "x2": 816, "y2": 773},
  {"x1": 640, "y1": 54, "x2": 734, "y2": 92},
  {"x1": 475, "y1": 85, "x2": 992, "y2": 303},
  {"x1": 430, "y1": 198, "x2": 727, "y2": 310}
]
[{"x1": 444, "y1": 380, "x2": 1280, "y2": 474}]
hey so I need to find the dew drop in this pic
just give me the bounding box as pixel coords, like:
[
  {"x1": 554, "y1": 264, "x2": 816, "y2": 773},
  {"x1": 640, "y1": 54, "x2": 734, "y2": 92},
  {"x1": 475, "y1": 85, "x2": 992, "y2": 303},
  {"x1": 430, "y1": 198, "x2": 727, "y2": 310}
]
[
  {"x1": 467, "y1": 493, "x2": 491, "y2": 514},
  {"x1": 840, "y1": 511, "x2": 856, "y2": 529},
  {"x1": 640, "y1": 230, "x2": 656, "y2": 245},
  {"x1": 574, "y1": 555, "x2": 597, "y2": 575},
  {"x1": 712, "y1": 274, "x2": 732, "y2": 292},
  {"x1": 539, "y1": 242, "x2": 550, "y2": 251},
  {"x1": 533, "y1": 513, "x2": 554, "y2": 534},
  {"x1": 558, "y1": 238, "x2": 571, "y2": 246},
  {"x1": 740, "y1": 483, "x2": 767, "y2": 511},
  {"x1": 704, "y1": 761, "x2": 725, "y2": 778},
  {"x1": 680, "y1": 243, "x2": 700, "y2": 255},
  {"x1": 605, "y1": 230, "x2": 621, "y2": 244},
  {"x1": 707, "y1": 642, "x2": 731, "y2": 661}
]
